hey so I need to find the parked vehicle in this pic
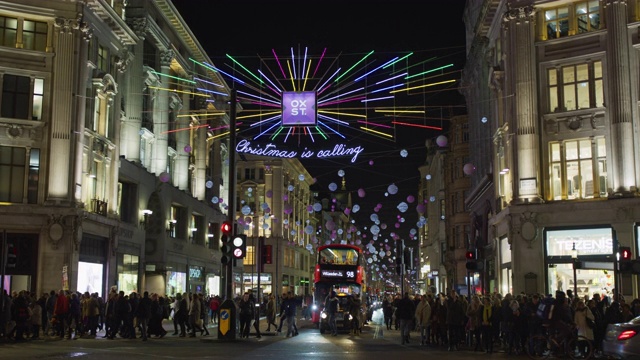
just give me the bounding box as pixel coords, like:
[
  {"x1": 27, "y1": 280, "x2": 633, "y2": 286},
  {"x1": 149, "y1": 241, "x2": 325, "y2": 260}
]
[{"x1": 602, "y1": 316, "x2": 640, "y2": 359}]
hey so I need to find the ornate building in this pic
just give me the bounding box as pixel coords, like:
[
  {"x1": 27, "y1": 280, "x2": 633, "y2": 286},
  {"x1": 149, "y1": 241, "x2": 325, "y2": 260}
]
[
  {"x1": 0, "y1": 0, "x2": 238, "y2": 297},
  {"x1": 462, "y1": 0, "x2": 640, "y2": 298}
]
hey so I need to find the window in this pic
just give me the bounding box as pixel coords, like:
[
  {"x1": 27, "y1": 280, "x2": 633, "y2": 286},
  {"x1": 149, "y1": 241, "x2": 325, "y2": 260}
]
[
  {"x1": 2, "y1": 74, "x2": 29, "y2": 119},
  {"x1": 547, "y1": 61, "x2": 603, "y2": 112},
  {"x1": 1, "y1": 74, "x2": 45, "y2": 120},
  {"x1": 22, "y1": 20, "x2": 47, "y2": 51},
  {"x1": 576, "y1": 1, "x2": 600, "y2": 33},
  {"x1": 32, "y1": 78, "x2": 43, "y2": 120},
  {"x1": 0, "y1": 16, "x2": 17, "y2": 48},
  {"x1": 545, "y1": 7, "x2": 570, "y2": 39},
  {"x1": 191, "y1": 214, "x2": 205, "y2": 245},
  {"x1": 245, "y1": 168, "x2": 255, "y2": 180},
  {"x1": 0, "y1": 146, "x2": 26, "y2": 203},
  {"x1": 97, "y1": 45, "x2": 109, "y2": 73},
  {"x1": 549, "y1": 137, "x2": 607, "y2": 200},
  {"x1": 27, "y1": 149, "x2": 39, "y2": 204},
  {"x1": 244, "y1": 245, "x2": 255, "y2": 266},
  {"x1": 117, "y1": 181, "x2": 137, "y2": 223}
]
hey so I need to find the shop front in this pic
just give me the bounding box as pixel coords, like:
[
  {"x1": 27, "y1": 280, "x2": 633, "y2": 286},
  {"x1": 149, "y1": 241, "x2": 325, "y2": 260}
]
[
  {"x1": 116, "y1": 251, "x2": 140, "y2": 294},
  {"x1": 543, "y1": 226, "x2": 615, "y2": 299},
  {"x1": 166, "y1": 268, "x2": 187, "y2": 297},
  {"x1": 188, "y1": 265, "x2": 205, "y2": 294},
  {"x1": 78, "y1": 234, "x2": 108, "y2": 297},
  {"x1": 242, "y1": 272, "x2": 272, "y2": 295}
]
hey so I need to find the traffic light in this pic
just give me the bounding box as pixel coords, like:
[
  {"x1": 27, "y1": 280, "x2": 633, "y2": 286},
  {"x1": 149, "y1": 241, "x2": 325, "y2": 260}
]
[
  {"x1": 220, "y1": 234, "x2": 231, "y2": 265},
  {"x1": 220, "y1": 221, "x2": 233, "y2": 265},
  {"x1": 619, "y1": 246, "x2": 632, "y2": 272},
  {"x1": 232, "y1": 234, "x2": 247, "y2": 259},
  {"x1": 221, "y1": 221, "x2": 232, "y2": 235},
  {"x1": 262, "y1": 245, "x2": 272, "y2": 263},
  {"x1": 466, "y1": 249, "x2": 483, "y2": 271}
]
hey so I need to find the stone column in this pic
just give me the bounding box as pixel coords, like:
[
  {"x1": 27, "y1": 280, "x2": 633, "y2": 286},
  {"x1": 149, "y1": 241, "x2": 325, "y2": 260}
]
[
  {"x1": 503, "y1": 5, "x2": 541, "y2": 203},
  {"x1": 194, "y1": 120, "x2": 207, "y2": 200},
  {"x1": 47, "y1": 16, "x2": 80, "y2": 203},
  {"x1": 109, "y1": 50, "x2": 131, "y2": 214},
  {"x1": 71, "y1": 19, "x2": 92, "y2": 204},
  {"x1": 121, "y1": 17, "x2": 147, "y2": 163},
  {"x1": 175, "y1": 92, "x2": 190, "y2": 191},
  {"x1": 152, "y1": 49, "x2": 173, "y2": 176},
  {"x1": 604, "y1": 0, "x2": 637, "y2": 194}
]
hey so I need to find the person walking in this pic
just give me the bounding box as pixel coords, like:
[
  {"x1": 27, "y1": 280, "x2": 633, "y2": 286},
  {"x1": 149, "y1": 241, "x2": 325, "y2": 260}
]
[
  {"x1": 416, "y1": 293, "x2": 432, "y2": 345},
  {"x1": 176, "y1": 293, "x2": 187, "y2": 337},
  {"x1": 188, "y1": 293, "x2": 202, "y2": 337},
  {"x1": 283, "y1": 291, "x2": 298, "y2": 337},
  {"x1": 348, "y1": 293, "x2": 363, "y2": 335},
  {"x1": 198, "y1": 293, "x2": 210, "y2": 336},
  {"x1": 148, "y1": 293, "x2": 168, "y2": 338},
  {"x1": 395, "y1": 292, "x2": 416, "y2": 345},
  {"x1": 247, "y1": 290, "x2": 260, "y2": 338},
  {"x1": 325, "y1": 290, "x2": 339, "y2": 336},
  {"x1": 382, "y1": 295, "x2": 394, "y2": 330},
  {"x1": 135, "y1": 291, "x2": 152, "y2": 341},
  {"x1": 266, "y1": 294, "x2": 278, "y2": 332}
]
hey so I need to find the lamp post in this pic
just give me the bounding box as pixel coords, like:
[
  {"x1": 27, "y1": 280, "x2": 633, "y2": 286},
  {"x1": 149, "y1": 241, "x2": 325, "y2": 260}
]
[{"x1": 571, "y1": 242, "x2": 578, "y2": 299}]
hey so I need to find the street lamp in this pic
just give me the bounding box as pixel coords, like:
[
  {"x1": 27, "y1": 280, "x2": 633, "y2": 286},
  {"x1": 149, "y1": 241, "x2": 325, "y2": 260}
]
[{"x1": 571, "y1": 242, "x2": 578, "y2": 299}]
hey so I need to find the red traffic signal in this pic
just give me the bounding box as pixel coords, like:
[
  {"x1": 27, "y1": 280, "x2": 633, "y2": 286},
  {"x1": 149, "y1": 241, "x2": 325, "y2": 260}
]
[
  {"x1": 221, "y1": 221, "x2": 232, "y2": 235},
  {"x1": 465, "y1": 250, "x2": 476, "y2": 260},
  {"x1": 620, "y1": 246, "x2": 632, "y2": 261}
]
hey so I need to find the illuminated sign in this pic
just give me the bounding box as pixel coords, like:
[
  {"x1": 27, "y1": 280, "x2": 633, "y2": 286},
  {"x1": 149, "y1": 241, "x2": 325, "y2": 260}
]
[
  {"x1": 320, "y1": 268, "x2": 356, "y2": 280},
  {"x1": 321, "y1": 269, "x2": 344, "y2": 278},
  {"x1": 281, "y1": 91, "x2": 317, "y2": 126},
  {"x1": 236, "y1": 139, "x2": 364, "y2": 163},
  {"x1": 189, "y1": 266, "x2": 203, "y2": 280}
]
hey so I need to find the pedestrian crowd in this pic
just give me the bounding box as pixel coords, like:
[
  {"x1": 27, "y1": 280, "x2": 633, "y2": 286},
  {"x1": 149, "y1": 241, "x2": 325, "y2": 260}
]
[
  {"x1": 0, "y1": 287, "x2": 312, "y2": 343},
  {"x1": 0, "y1": 288, "x2": 226, "y2": 342},
  {"x1": 379, "y1": 288, "x2": 637, "y2": 355}
]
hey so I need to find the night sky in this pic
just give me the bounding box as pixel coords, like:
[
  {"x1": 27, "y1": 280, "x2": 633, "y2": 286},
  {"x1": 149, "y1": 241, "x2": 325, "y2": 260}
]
[{"x1": 171, "y1": 0, "x2": 467, "y2": 249}]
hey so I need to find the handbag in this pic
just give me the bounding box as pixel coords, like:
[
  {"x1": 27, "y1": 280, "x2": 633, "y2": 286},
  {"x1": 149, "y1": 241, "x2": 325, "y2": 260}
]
[{"x1": 586, "y1": 317, "x2": 595, "y2": 329}]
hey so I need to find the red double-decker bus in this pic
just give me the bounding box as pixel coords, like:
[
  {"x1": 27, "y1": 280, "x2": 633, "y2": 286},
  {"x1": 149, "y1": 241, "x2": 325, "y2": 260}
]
[{"x1": 311, "y1": 243, "x2": 366, "y2": 334}]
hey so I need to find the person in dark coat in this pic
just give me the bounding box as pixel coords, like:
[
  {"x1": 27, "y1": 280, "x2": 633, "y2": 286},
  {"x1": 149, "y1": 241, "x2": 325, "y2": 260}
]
[
  {"x1": 135, "y1": 291, "x2": 152, "y2": 341},
  {"x1": 445, "y1": 290, "x2": 466, "y2": 351},
  {"x1": 148, "y1": 293, "x2": 167, "y2": 338},
  {"x1": 395, "y1": 292, "x2": 416, "y2": 345},
  {"x1": 382, "y1": 295, "x2": 394, "y2": 330}
]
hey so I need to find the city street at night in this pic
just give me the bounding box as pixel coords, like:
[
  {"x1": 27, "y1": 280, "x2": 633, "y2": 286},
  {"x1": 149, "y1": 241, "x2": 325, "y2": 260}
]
[{"x1": 0, "y1": 317, "x2": 514, "y2": 360}]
